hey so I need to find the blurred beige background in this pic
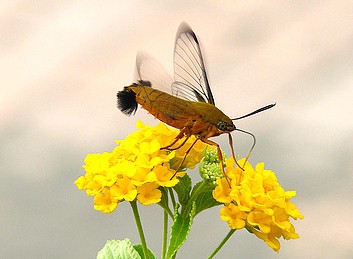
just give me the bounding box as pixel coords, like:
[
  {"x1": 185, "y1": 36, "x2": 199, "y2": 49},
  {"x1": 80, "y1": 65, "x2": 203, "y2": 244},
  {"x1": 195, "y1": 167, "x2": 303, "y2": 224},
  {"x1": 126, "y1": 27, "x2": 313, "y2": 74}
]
[{"x1": 1, "y1": 1, "x2": 352, "y2": 258}]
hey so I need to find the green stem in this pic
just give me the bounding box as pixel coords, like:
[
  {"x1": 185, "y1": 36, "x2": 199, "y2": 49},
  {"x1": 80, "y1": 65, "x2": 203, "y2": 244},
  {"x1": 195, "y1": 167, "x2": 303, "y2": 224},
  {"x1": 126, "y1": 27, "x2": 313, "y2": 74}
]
[
  {"x1": 181, "y1": 181, "x2": 207, "y2": 217},
  {"x1": 208, "y1": 229, "x2": 236, "y2": 259},
  {"x1": 169, "y1": 188, "x2": 176, "y2": 209},
  {"x1": 165, "y1": 206, "x2": 174, "y2": 218},
  {"x1": 130, "y1": 200, "x2": 149, "y2": 259},
  {"x1": 157, "y1": 203, "x2": 174, "y2": 219},
  {"x1": 161, "y1": 209, "x2": 168, "y2": 259}
]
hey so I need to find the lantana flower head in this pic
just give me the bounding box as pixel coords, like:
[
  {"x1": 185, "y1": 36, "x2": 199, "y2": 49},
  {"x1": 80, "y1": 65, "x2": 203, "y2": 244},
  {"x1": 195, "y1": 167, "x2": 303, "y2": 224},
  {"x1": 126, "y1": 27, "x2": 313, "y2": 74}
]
[
  {"x1": 213, "y1": 157, "x2": 304, "y2": 252},
  {"x1": 75, "y1": 121, "x2": 206, "y2": 213}
]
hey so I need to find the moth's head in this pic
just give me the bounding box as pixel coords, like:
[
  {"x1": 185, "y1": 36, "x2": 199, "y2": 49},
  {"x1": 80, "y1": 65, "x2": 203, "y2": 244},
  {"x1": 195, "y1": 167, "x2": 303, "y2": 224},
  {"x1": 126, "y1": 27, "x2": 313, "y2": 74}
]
[{"x1": 216, "y1": 120, "x2": 236, "y2": 133}]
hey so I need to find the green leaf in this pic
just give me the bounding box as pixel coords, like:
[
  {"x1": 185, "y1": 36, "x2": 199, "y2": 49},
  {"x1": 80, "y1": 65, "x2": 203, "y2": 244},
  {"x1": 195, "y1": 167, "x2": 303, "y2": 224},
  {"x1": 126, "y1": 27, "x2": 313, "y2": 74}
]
[
  {"x1": 174, "y1": 174, "x2": 192, "y2": 206},
  {"x1": 190, "y1": 181, "x2": 221, "y2": 216},
  {"x1": 133, "y1": 244, "x2": 156, "y2": 259},
  {"x1": 97, "y1": 239, "x2": 141, "y2": 259},
  {"x1": 166, "y1": 204, "x2": 195, "y2": 259}
]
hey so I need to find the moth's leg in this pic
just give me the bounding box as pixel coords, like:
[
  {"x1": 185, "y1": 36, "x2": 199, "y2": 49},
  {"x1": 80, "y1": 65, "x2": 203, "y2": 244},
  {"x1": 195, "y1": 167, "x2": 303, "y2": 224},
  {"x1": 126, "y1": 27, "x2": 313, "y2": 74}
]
[
  {"x1": 161, "y1": 128, "x2": 189, "y2": 150},
  {"x1": 227, "y1": 133, "x2": 244, "y2": 171},
  {"x1": 200, "y1": 138, "x2": 231, "y2": 186},
  {"x1": 170, "y1": 137, "x2": 199, "y2": 179}
]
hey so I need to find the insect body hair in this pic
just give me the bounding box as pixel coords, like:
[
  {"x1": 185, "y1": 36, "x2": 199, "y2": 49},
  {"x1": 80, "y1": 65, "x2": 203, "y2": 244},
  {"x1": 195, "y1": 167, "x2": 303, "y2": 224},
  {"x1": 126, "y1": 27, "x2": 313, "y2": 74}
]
[{"x1": 117, "y1": 87, "x2": 138, "y2": 116}]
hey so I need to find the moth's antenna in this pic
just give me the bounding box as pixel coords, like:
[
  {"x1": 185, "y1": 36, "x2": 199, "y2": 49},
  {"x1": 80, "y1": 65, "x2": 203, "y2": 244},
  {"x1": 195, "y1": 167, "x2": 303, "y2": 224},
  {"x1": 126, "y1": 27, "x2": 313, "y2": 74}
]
[
  {"x1": 232, "y1": 103, "x2": 276, "y2": 121},
  {"x1": 230, "y1": 103, "x2": 275, "y2": 166}
]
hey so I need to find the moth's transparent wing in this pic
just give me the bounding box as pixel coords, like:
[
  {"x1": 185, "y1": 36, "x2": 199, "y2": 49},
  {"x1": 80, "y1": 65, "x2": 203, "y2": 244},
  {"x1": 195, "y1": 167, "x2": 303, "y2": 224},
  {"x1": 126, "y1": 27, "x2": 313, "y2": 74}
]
[
  {"x1": 134, "y1": 51, "x2": 173, "y2": 93},
  {"x1": 172, "y1": 22, "x2": 215, "y2": 105},
  {"x1": 133, "y1": 23, "x2": 215, "y2": 104}
]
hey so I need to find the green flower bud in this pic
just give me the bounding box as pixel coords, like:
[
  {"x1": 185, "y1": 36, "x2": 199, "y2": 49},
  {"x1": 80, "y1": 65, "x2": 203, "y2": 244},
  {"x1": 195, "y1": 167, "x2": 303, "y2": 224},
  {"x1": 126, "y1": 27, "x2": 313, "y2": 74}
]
[{"x1": 199, "y1": 148, "x2": 227, "y2": 183}]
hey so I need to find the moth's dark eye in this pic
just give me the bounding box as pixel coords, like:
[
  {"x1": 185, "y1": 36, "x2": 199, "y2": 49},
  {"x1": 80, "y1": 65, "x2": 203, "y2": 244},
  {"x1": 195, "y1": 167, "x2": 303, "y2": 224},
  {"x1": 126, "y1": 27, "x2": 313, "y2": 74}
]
[
  {"x1": 217, "y1": 121, "x2": 236, "y2": 132},
  {"x1": 217, "y1": 121, "x2": 227, "y2": 131}
]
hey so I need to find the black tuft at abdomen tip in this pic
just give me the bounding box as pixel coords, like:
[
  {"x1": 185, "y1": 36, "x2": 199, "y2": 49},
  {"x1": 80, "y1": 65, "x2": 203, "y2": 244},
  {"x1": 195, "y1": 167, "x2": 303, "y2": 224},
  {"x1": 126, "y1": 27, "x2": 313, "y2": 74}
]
[{"x1": 117, "y1": 88, "x2": 138, "y2": 116}]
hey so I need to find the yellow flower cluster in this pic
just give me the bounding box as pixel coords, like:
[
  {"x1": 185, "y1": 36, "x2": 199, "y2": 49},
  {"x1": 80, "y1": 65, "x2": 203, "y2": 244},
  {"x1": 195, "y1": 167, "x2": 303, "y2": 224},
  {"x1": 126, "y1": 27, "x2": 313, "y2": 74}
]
[
  {"x1": 75, "y1": 121, "x2": 206, "y2": 213},
  {"x1": 213, "y1": 158, "x2": 304, "y2": 252}
]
